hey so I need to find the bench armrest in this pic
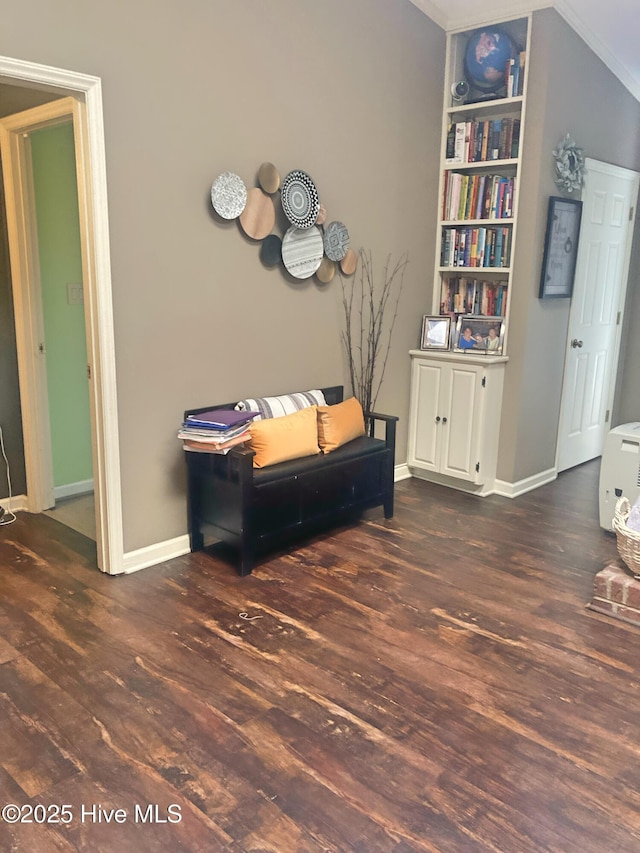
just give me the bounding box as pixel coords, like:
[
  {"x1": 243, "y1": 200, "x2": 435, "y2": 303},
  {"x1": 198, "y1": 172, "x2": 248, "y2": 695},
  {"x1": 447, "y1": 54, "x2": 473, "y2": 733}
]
[{"x1": 364, "y1": 410, "x2": 398, "y2": 450}]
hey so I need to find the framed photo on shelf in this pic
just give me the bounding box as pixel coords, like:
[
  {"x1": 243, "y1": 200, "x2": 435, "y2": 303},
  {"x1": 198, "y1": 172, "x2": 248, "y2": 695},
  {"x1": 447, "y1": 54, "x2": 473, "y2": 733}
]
[
  {"x1": 420, "y1": 315, "x2": 451, "y2": 350},
  {"x1": 539, "y1": 196, "x2": 583, "y2": 298},
  {"x1": 453, "y1": 315, "x2": 505, "y2": 354}
]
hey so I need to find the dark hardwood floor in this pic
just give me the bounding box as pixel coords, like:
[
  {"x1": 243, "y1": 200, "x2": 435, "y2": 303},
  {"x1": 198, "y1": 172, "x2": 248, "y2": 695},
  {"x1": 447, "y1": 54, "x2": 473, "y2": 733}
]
[{"x1": 1, "y1": 459, "x2": 638, "y2": 852}]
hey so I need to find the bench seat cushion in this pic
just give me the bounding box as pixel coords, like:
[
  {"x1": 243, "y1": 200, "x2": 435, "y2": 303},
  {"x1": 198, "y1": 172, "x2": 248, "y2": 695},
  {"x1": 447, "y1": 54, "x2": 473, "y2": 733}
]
[{"x1": 254, "y1": 435, "x2": 386, "y2": 484}]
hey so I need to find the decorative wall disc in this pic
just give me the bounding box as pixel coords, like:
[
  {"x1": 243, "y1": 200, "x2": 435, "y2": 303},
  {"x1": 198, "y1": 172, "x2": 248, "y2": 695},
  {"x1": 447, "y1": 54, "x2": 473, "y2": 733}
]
[
  {"x1": 281, "y1": 225, "x2": 323, "y2": 279},
  {"x1": 280, "y1": 170, "x2": 320, "y2": 229},
  {"x1": 316, "y1": 203, "x2": 327, "y2": 226},
  {"x1": 324, "y1": 220, "x2": 350, "y2": 261},
  {"x1": 260, "y1": 234, "x2": 282, "y2": 267},
  {"x1": 340, "y1": 247, "x2": 357, "y2": 275},
  {"x1": 239, "y1": 188, "x2": 276, "y2": 240},
  {"x1": 316, "y1": 256, "x2": 336, "y2": 283},
  {"x1": 211, "y1": 172, "x2": 247, "y2": 219},
  {"x1": 258, "y1": 161, "x2": 280, "y2": 194}
]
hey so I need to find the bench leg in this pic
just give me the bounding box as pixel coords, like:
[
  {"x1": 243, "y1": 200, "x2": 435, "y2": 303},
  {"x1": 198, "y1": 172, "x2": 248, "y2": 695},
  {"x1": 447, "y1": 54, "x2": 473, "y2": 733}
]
[
  {"x1": 238, "y1": 540, "x2": 255, "y2": 576},
  {"x1": 384, "y1": 493, "x2": 394, "y2": 519}
]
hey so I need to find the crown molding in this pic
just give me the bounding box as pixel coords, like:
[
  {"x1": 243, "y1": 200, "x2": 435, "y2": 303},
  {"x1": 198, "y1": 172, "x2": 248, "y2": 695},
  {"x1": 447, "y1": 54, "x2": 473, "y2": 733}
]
[{"x1": 555, "y1": 0, "x2": 640, "y2": 103}]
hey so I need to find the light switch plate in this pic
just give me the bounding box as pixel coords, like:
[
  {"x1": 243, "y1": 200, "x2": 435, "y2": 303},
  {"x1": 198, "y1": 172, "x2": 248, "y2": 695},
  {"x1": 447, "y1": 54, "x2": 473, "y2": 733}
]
[{"x1": 67, "y1": 283, "x2": 84, "y2": 305}]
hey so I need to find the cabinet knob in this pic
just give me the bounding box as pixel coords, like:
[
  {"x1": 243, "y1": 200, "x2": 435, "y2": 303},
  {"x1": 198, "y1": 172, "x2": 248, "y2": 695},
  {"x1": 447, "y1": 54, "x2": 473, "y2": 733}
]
[
  {"x1": 442, "y1": 417, "x2": 448, "y2": 424},
  {"x1": 435, "y1": 416, "x2": 441, "y2": 423}
]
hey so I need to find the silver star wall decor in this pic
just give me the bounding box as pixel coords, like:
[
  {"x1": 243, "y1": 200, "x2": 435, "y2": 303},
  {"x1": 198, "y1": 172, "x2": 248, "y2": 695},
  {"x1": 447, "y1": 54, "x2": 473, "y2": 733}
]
[{"x1": 552, "y1": 134, "x2": 586, "y2": 194}]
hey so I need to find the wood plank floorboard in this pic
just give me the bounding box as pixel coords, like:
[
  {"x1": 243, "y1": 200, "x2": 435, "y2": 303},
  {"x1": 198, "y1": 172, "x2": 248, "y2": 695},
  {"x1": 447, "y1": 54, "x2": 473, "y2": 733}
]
[{"x1": 0, "y1": 459, "x2": 638, "y2": 852}]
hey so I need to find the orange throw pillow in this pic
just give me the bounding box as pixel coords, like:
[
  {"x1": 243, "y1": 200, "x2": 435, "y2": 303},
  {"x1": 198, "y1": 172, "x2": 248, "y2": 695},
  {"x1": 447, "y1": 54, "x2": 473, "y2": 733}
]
[
  {"x1": 317, "y1": 396, "x2": 366, "y2": 453},
  {"x1": 248, "y1": 406, "x2": 320, "y2": 468}
]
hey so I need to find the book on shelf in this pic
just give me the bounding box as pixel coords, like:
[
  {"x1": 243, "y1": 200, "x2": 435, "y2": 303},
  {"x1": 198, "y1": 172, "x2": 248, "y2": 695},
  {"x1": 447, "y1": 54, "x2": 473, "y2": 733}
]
[
  {"x1": 445, "y1": 118, "x2": 521, "y2": 165},
  {"x1": 442, "y1": 173, "x2": 516, "y2": 221},
  {"x1": 441, "y1": 226, "x2": 511, "y2": 269},
  {"x1": 440, "y1": 276, "x2": 508, "y2": 317}
]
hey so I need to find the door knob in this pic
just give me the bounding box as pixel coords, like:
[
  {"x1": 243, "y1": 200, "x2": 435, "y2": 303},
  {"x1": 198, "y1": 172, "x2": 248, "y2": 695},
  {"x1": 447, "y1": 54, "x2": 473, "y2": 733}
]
[{"x1": 571, "y1": 338, "x2": 583, "y2": 348}]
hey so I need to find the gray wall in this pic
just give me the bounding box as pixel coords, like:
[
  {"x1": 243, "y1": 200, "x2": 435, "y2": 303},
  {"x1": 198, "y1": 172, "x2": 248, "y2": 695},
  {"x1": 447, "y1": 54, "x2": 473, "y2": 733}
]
[
  {"x1": 0, "y1": 0, "x2": 444, "y2": 551},
  {"x1": 497, "y1": 8, "x2": 640, "y2": 485}
]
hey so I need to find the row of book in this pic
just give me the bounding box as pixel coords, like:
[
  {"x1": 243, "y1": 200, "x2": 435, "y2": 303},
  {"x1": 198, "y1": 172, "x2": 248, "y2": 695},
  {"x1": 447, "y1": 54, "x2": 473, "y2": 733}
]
[
  {"x1": 442, "y1": 172, "x2": 516, "y2": 221},
  {"x1": 178, "y1": 408, "x2": 259, "y2": 453},
  {"x1": 445, "y1": 117, "x2": 520, "y2": 165},
  {"x1": 440, "y1": 276, "x2": 508, "y2": 317},
  {"x1": 440, "y1": 226, "x2": 511, "y2": 269},
  {"x1": 506, "y1": 51, "x2": 526, "y2": 98}
]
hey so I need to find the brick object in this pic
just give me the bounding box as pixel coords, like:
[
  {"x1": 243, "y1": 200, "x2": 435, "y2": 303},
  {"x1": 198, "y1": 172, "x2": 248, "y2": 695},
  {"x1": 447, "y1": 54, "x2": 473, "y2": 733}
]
[{"x1": 588, "y1": 562, "x2": 640, "y2": 627}]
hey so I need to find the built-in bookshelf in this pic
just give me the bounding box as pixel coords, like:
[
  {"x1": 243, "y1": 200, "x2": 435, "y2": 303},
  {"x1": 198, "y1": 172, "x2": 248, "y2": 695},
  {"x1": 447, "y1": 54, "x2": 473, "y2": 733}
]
[
  {"x1": 432, "y1": 16, "x2": 531, "y2": 353},
  {"x1": 407, "y1": 16, "x2": 532, "y2": 497}
]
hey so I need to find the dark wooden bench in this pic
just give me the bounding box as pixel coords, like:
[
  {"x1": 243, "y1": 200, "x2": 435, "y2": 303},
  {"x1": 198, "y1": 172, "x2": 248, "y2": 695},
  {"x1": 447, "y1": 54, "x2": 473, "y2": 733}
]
[{"x1": 184, "y1": 385, "x2": 397, "y2": 575}]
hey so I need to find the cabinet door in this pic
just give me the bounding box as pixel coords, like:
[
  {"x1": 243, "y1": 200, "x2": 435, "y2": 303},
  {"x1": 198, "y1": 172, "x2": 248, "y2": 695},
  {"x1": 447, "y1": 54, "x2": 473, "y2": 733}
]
[
  {"x1": 408, "y1": 359, "x2": 443, "y2": 472},
  {"x1": 439, "y1": 364, "x2": 484, "y2": 482}
]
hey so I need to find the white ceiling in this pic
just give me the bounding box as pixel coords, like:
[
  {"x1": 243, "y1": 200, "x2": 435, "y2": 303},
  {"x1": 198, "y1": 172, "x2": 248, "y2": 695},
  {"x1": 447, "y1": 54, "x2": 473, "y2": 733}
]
[{"x1": 408, "y1": 0, "x2": 640, "y2": 103}]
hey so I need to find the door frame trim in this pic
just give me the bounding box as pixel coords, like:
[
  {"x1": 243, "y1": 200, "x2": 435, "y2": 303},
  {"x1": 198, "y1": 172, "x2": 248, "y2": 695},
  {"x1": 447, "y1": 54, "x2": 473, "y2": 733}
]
[{"x1": 0, "y1": 56, "x2": 123, "y2": 575}]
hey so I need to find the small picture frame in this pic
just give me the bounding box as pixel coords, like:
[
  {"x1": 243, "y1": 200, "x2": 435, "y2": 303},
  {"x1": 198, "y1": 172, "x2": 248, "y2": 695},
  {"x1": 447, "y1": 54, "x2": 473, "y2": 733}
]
[
  {"x1": 539, "y1": 196, "x2": 583, "y2": 298},
  {"x1": 420, "y1": 315, "x2": 451, "y2": 350},
  {"x1": 453, "y1": 315, "x2": 505, "y2": 354}
]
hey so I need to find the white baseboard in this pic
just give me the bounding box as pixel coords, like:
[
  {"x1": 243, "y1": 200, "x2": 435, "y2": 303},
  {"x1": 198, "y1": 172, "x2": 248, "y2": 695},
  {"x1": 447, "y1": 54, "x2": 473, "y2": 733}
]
[
  {"x1": 395, "y1": 463, "x2": 412, "y2": 482},
  {"x1": 54, "y1": 479, "x2": 94, "y2": 500},
  {"x1": 0, "y1": 493, "x2": 28, "y2": 513},
  {"x1": 493, "y1": 467, "x2": 557, "y2": 498},
  {"x1": 122, "y1": 534, "x2": 191, "y2": 575},
  {"x1": 123, "y1": 469, "x2": 411, "y2": 574}
]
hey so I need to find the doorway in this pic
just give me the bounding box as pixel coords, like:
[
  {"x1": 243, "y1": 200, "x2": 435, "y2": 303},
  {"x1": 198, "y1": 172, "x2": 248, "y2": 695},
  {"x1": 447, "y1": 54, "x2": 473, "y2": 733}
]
[
  {"x1": 0, "y1": 57, "x2": 123, "y2": 574},
  {"x1": 24, "y1": 120, "x2": 95, "y2": 539},
  {"x1": 556, "y1": 158, "x2": 639, "y2": 472}
]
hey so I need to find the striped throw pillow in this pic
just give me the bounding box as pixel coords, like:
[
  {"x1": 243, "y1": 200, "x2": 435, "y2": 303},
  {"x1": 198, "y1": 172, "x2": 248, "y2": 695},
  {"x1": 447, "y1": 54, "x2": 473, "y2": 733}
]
[{"x1": 235, "y1": 389, "x2": 326, "y2": 420}]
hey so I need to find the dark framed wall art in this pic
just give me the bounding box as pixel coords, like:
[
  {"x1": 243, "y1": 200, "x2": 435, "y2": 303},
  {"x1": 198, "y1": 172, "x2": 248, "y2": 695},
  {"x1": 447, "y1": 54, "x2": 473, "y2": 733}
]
[{"x1": 539, "y1": 196, "x2": 583, "y2": 298}]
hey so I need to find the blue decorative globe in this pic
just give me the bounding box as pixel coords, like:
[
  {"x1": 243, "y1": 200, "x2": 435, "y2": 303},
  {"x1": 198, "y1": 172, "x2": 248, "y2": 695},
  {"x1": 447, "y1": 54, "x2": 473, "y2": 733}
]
[{"x1": 464, "y1": 28, "x2": 516, "y2": 93}]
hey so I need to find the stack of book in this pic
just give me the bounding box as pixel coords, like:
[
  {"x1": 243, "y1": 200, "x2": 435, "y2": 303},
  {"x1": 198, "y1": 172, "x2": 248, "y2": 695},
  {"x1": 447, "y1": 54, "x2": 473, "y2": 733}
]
[{"x1": 178, "y1": 409, "x2": 259, "y2": 454}]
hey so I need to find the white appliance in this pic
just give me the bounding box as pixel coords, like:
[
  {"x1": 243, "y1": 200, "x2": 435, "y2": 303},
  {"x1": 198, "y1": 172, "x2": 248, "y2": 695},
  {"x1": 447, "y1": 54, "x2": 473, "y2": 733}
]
[{"x1": 599, "y1": 422, "x2": 640, "y2": 530}]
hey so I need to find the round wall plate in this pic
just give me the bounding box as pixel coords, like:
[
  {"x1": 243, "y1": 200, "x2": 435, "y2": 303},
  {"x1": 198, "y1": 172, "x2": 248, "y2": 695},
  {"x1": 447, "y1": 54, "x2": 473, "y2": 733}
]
[
  {"x1": 340, "y1": 247, "x2": 357, "y2": 275},
  {"x1": 324, "y1": 220, "x2": 350, "y2": 261},
  {"x1": 316, "y1": 256, "x2": 336, "y2": 284},
  {"x1": 239, "y1": 188, "x2": 276, "y2": 240},
  {"x1": 258, "y1": 161, "x2": 280, "y2": 194},
  {"x1": 260, "y1": 234, "x2": 282, "y2": 267},
  {"x1": 280, "y1": 170, "x2": 320, "y2": 229},
  {"x1": 281, "y1": 225, "x2": 323, "y2": 279},
  {"x1": 211, "y1": 172, "x2": 247, "y2": 219}
]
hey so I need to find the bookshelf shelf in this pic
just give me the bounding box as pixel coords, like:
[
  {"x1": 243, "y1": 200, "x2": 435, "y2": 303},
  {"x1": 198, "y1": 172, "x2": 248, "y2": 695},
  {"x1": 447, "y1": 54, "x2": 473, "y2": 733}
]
[
  {"x1": 447, "y1": 95, "x2": 523, "y2": 116},
  {"x1": 441, "y1": 218, "x2": 514, "y2": 227},
  {"x1": 438, "y1": 266, "x2": 511, "y2": 274},
  {"x1": 443, "y1": 158, "x2": 518, "y2": 171}
]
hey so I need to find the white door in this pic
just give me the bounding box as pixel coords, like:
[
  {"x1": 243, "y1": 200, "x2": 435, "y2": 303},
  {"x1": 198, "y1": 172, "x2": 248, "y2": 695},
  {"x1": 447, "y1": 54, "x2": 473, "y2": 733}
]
[{"x1": 557, "y1": 159, "x2": 639, "y2": 472}]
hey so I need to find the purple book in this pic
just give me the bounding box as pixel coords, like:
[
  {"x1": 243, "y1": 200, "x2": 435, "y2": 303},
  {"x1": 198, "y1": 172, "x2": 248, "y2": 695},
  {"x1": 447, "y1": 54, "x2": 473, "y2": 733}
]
[{"x1": 184, "y1": 409, "x2": 259, "y2": 430}]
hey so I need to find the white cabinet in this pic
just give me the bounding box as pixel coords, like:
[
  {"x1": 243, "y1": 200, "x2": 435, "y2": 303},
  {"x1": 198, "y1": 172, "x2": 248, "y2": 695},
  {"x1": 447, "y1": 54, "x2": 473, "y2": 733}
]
[{"x1": 407, "y1": 351, "x2": 507, "y2": 495}]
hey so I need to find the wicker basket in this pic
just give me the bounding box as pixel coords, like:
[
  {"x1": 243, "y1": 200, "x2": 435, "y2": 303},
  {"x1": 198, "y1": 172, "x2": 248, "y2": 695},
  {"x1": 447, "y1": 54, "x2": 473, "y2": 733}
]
[{"x1": 612, "y1": 496, "x2": 640, "y2": 578}]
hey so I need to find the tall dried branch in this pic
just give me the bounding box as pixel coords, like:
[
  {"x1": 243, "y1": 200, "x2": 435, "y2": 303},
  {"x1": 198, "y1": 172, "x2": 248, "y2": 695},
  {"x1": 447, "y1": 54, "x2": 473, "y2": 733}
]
[{"x1": 340, "y1": 249, "x2": 408, "y2": 414}]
